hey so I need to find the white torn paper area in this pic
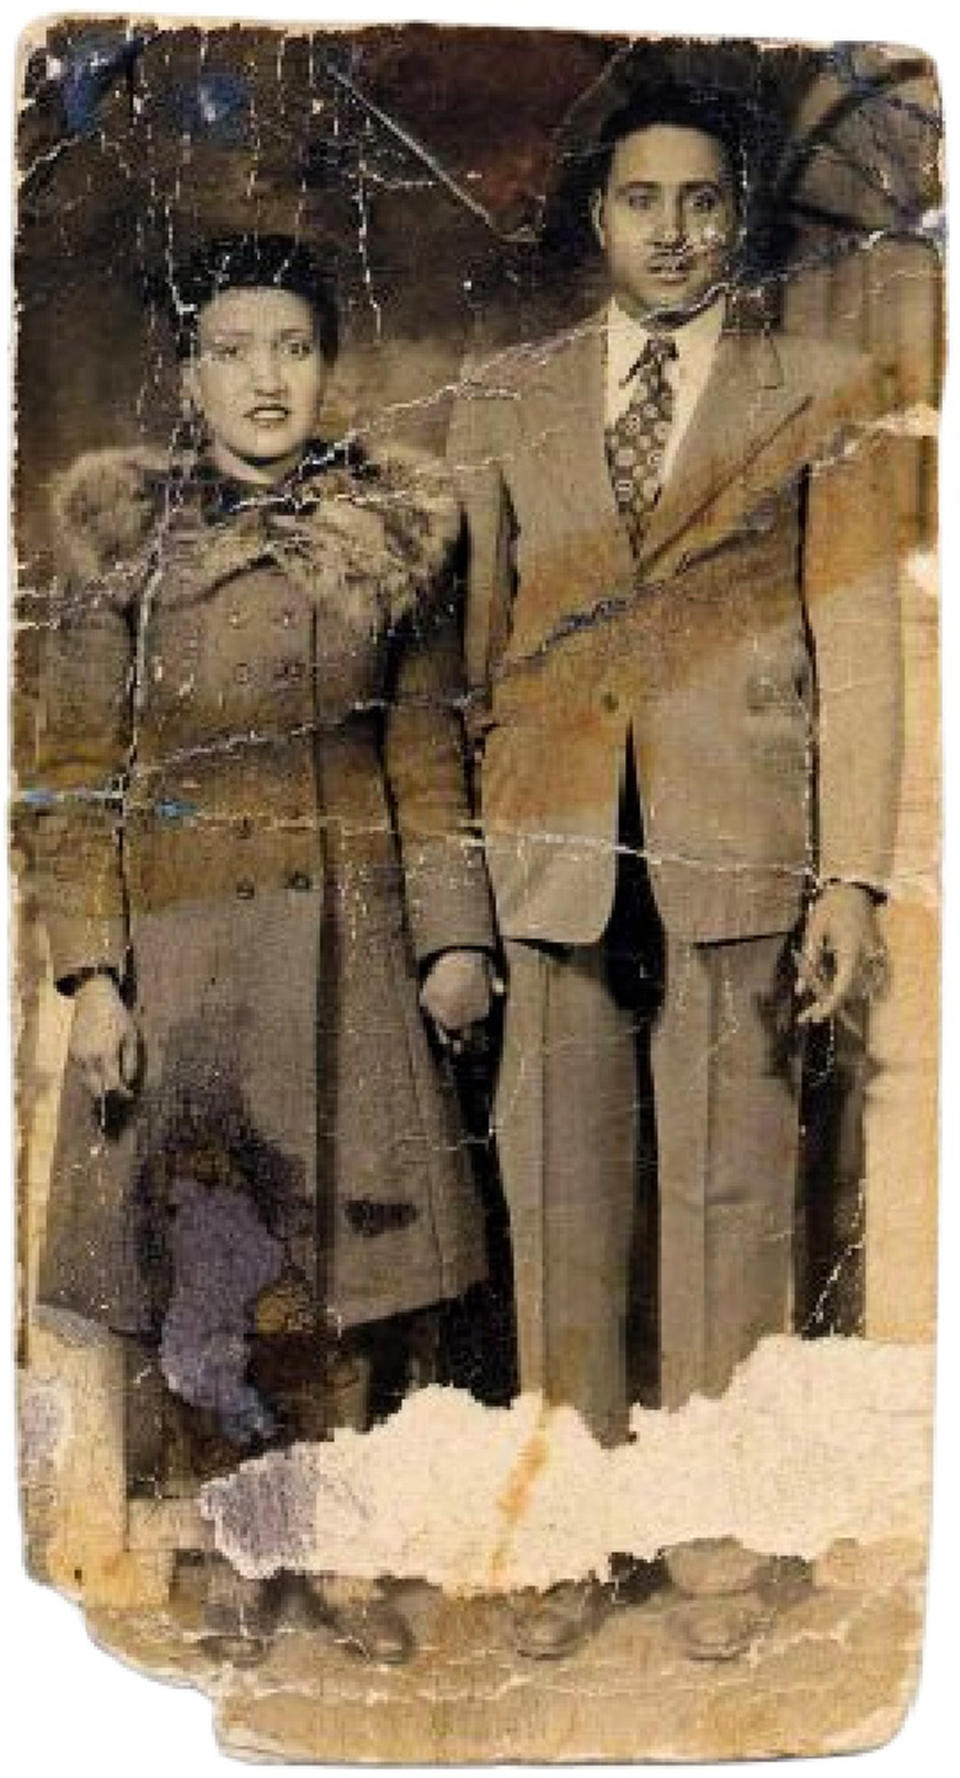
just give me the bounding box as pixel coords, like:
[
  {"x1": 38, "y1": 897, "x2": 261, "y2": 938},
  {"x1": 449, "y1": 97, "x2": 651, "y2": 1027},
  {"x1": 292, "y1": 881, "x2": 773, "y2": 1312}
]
[{"x1": 201, "y1": 1335, "x2": 933, "y2": 1592}]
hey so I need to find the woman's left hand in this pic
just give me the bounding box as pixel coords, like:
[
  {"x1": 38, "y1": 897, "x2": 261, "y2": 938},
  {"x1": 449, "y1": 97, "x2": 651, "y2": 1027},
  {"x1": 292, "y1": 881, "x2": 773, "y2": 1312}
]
[{"x1": 420, "y1": 950, "x2": 500, "y2": 1045}]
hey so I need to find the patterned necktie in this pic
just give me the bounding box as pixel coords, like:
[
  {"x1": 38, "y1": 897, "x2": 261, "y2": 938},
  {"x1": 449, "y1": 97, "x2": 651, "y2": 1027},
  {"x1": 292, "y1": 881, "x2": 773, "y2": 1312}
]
[{"x1": 605, "y1": 333, "x2": 677, "y2": 554}]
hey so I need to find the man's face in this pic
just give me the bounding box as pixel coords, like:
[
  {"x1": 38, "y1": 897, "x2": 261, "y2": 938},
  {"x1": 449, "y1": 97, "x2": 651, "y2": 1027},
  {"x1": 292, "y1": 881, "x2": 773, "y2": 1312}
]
[
  {"x1": 592, "y1": 124, "x2": 739, "y2": 322},
  {"x1": 182, "y1": 286, "x2": 329, "y2": 485}
]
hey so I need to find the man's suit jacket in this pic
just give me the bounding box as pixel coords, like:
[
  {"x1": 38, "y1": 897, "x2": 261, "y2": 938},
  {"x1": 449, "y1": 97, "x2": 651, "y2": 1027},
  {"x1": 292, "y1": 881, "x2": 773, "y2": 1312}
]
[{"x1": 448, "y1": 310, "x2": 902, "y2": 945}]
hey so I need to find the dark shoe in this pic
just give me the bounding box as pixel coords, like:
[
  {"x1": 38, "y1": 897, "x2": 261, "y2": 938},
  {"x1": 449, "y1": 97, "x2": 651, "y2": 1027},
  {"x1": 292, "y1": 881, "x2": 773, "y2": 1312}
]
[
  {"x1": 672, "y1": 1589, "x2": 773, "y2": 1662},
  {"x1": 194, "y1": 1625, "x2": 271, "y2": 1667},
  {"x1": 509, "y1": 1580, "x2": 608, "y2": 1660},
  {"x1": 172, "y1": 1554, "x2": 277, "y2": 1666},
  {"x1": 309, "y1": 1578, "x2": 414, "y2": 1664}
]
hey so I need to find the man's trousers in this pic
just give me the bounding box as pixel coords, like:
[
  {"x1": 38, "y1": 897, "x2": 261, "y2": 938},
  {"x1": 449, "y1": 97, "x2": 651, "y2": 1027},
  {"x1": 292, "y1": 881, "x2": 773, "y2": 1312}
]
[{"x1": 495, "y1": 929, "x2": 800, "y2": 1446}]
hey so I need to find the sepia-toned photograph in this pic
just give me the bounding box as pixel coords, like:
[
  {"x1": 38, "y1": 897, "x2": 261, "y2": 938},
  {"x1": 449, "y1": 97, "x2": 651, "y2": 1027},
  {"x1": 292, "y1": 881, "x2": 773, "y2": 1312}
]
[{"x1": 9, "y1": 9, "x2": 943, "y2": 1763}]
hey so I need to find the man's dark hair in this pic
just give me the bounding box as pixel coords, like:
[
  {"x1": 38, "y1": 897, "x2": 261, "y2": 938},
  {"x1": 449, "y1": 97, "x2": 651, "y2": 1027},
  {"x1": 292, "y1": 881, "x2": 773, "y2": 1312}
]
[
  {"x1": 159, "y1": 233, "x2": 339, "y2": 362},
  {"x1": 586, "y1": 82, "x2": 759, "y2": 212},
  {"x1": 543, "y1": 78, "x2": 791, "y2": 291}
]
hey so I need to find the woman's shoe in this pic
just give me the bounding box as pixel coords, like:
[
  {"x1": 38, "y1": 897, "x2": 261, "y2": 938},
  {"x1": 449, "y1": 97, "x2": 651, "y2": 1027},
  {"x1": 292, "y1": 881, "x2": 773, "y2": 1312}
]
[
  {"x1": 671, "y1": 1590, "x2": 773, "y2": 1661},
  {"x1": 171, "y1": 1553, "x2": 277, "y2": 1666},
  {"x1": 308, "y1": 1576, "x2": 414, "y2": 1664},
  {"x1": 508, "y1": 1580, "x2": 608, "y2": 1659}
]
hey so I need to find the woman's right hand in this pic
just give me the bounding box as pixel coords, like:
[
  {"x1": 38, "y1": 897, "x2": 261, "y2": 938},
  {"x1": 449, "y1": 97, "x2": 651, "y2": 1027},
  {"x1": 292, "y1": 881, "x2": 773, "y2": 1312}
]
[{"x1": 68, "y1": 974, "x2": 140, "y2": 1101}]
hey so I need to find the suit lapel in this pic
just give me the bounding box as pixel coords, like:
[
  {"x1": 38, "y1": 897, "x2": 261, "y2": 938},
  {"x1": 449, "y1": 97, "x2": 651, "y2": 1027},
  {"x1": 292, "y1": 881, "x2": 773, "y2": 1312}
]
[
  {"x1": 527, "y1": 315, "x2": 637, "y2": 594},
  {"x1": 638, "y1": 327, "x2": 813, "y2": 572},
  {"x1": 562, "y1": 317, "x2": 623, "y2": 539},
  {"x1": 516, "y1": 316, "x2": 813, "y2": 609}
]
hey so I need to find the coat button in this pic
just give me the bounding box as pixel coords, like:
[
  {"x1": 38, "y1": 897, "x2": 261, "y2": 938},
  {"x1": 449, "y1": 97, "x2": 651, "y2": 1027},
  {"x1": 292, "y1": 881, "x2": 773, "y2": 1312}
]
[
  {"x1": 601, "y1": 690, "x2": 619, "y2": 714},
  {"x1": 286, "y1": 870, "x2": 312, "y2": 892},
  {"x1": 745, "y1": 676, "x2": 778, "y2": 712},
  {"x1": 235, "y1": 878, "x2": 255, "y2": 900},
  {"x1": 234, "y1": 662, "x2": 251, "y2": 685}
]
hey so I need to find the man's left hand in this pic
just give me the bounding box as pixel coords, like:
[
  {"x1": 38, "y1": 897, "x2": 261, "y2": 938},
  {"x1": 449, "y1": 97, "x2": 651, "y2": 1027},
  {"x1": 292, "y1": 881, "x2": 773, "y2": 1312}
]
[
  {"x1": 420, "y1": 950, "x2": 499, "y2": 1045},
  {"x1": 796, "y1": 883, "x2": 886, "y2": 1025}
]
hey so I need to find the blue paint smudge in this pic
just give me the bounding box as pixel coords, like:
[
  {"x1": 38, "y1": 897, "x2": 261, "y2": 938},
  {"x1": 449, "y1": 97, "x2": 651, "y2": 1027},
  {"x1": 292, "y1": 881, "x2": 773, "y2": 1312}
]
[
  {"x1": 60, "y1": 32, "x2": 146, "y2": 135},
  {"x1": 176, "y1": 73, "x2": 251, "y2": 147}
]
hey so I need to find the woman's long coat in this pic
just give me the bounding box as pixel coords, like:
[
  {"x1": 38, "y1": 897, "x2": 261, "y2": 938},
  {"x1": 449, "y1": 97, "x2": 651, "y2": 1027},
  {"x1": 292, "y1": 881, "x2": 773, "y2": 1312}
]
[{"x1": 31, "y1": 442, "x2": 495, "y2": 1339}]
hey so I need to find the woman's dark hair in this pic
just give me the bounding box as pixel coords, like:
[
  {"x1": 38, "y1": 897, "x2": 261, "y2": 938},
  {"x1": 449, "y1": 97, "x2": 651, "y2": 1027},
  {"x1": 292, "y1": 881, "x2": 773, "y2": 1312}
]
[{"x1": 160, "y1": 233, "x2": 339, "y2": 362}]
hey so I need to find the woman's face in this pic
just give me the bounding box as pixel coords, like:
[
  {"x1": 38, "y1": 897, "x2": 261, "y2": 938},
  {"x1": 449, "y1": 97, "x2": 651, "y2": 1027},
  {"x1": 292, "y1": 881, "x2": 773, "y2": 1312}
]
[{"x1": 182, "y1": 286, "x2": 330, "y2": 485}]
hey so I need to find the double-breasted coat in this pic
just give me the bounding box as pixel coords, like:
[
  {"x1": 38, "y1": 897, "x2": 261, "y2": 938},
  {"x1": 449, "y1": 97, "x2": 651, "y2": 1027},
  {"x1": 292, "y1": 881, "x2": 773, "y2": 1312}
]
[{"x1": 32, "y1": 441, "x2": 495, "y2": 1341}]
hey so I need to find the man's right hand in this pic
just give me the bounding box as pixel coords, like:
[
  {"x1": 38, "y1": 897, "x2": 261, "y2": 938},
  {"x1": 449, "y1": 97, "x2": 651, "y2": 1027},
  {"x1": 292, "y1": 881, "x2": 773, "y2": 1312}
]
[{"x1": 68, "y1": 974, "x2": 140, "y2": 1101}]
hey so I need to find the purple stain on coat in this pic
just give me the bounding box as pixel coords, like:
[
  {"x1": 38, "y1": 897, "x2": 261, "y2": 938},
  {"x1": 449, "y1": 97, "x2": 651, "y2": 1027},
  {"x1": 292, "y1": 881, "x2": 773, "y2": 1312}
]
[{"x1": 159, "y1": 1175, "x2": 285, "y2": 1447}]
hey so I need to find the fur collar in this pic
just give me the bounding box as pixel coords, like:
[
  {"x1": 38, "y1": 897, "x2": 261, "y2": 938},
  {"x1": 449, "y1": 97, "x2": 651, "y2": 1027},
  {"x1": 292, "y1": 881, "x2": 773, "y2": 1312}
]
[{"x1": 52, "y1": 440, "x2": 462, "y2": 632}]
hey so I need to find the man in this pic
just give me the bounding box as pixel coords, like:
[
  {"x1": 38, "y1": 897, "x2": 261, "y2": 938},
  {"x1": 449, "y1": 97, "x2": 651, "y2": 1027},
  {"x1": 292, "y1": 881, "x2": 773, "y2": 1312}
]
[{"x1": 448, "y1": 85, "x2": 901, "y2": 1658}]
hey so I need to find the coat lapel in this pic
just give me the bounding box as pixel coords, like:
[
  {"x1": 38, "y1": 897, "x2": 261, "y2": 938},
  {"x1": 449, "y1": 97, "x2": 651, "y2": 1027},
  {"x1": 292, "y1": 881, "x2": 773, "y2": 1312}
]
[{"x1": 638, "y1": 326, "x2": 813, "y2": 572}]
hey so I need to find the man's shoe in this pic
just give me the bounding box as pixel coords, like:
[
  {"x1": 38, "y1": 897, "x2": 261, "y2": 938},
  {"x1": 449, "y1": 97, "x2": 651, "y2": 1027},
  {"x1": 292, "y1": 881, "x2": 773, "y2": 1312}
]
[
  {"x1": 671, "y1": 1590, "x2": 773, "y2": 1662},
  {"x1": 508, "y1": 1580, "x2": 608, "y2": 1660},
  {"x1": 756, "y1": 1554, "x2": 814, "y2": 1610},
  {"x1": 665, "y1": 1544, "x2": 814, "y2": 1661},
  {"x1": 665, "y1": 1537, "x2": 769, "y2": 1598}
]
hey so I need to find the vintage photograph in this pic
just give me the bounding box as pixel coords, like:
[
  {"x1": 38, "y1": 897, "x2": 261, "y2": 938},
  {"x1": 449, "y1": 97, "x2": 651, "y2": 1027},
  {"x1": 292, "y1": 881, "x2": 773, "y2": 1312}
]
[{"x1": 11, "y1": 15, "x2": 941, "y2": 1762}]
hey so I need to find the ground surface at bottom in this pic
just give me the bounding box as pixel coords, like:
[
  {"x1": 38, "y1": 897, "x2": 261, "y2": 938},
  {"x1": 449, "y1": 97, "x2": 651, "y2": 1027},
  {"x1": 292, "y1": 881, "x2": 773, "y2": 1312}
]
[{"x1": 84, "y1": 1538, "x2": 923, "y2": 1763}]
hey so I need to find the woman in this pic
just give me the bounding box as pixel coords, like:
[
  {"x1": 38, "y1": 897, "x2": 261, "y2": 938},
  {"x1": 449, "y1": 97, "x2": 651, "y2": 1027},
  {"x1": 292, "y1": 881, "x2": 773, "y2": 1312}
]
[{"x1": 31, "y1": 234, "x2": 497, "y2": 1662}]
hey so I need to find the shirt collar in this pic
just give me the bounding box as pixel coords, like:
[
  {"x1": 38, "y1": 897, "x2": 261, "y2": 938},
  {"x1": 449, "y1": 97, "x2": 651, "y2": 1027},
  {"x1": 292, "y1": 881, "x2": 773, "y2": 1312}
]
[{"x1": 607, "y1": 294, "x2": 725, "y2": 387}]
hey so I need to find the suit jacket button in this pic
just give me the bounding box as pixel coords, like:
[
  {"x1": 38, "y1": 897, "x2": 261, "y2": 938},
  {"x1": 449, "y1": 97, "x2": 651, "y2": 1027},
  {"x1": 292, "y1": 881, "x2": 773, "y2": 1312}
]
[
  {"x1": 287, "y1": 870, "x2": 312, "y2": 892},
  {"x1": 601, "y1": 690, "x2": 619, "y2": 714},
  {"x1": 235, "y1": 878, "x2": 255, "y2": 900}
]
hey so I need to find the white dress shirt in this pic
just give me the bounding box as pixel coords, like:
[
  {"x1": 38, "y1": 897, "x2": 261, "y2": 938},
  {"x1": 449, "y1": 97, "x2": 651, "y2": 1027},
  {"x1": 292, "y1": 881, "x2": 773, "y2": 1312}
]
[{"x1": 605, "y1": 296, "x2": 725, "y2": 479}]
